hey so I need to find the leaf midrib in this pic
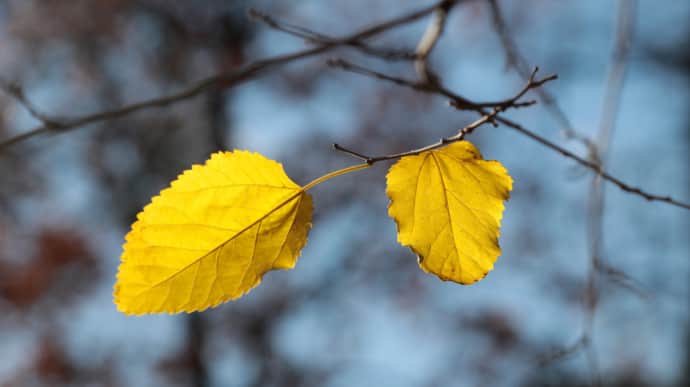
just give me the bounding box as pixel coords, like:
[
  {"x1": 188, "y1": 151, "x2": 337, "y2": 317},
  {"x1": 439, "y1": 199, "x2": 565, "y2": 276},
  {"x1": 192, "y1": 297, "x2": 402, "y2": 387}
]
[{"x1": 135, "y1": 187, "x2": 305, "y2": 296}]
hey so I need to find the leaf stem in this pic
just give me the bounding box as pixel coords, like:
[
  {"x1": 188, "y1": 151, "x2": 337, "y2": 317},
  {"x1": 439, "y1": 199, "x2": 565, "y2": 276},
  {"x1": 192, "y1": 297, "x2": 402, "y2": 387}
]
[{"x1": 302, "y1": 163, "x2": 371, "y2": 191}]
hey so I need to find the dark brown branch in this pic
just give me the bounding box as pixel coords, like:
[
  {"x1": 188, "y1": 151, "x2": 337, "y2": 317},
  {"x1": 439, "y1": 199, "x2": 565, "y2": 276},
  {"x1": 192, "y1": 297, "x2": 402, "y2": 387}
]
[
  {"x1": 451, "y1": 66, "x2": 559, "y2": 110},
  {"x1": 331, "y1": 0, "x2": 457, "y2": 42},
  {"x1": 327, "y1": 59, "x2": 556, "y2": 111},
  {"x1": 333, "y1": 111, "x2": 498, "y2": 164},
  {"x1": 249, "y1": 9, "x2": 417, "y2": 61},
  {"x1": 328, "y1": 58, "x2": 438, "y2": 90},
  {"x1": 495, "y1": 115, "x2": 689, "y2": 210},
  {"x1": 0, "y1": 80, "x2": 64, "y2": 128},
  {"x1": 0, "y1": 0, "x2": 447, "y2": 151},
  {"x1": 329, "y1": 60, "x2": 690, "y2": 210},
  {"x1": 248, "y1": 8, "x2": 328, "y2": 41}
]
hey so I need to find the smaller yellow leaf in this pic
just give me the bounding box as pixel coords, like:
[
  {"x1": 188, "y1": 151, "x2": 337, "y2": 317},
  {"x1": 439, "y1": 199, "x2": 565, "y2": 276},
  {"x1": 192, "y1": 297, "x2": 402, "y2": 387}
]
[
  {"x1": 386, "y1": 141, "x2": 512, "y2": 284},
  {"x1": 114, "y1": 150, "x2": 313, "y2": 315}
]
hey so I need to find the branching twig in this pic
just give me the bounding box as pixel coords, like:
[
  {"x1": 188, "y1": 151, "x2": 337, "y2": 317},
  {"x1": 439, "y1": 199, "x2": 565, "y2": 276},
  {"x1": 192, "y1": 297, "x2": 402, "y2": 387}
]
[
  {"x1": 328, "y1": 60, "x2": 690, "y2": 210},
  {"x1": 2, "y1": 0, "x2": 685, "y2": 213},
  {"x1": 0, "y1": 0, "x2": 448, "y2": 151},
  {"x1": 333, "y1": 110, "x2": 499, "y2": 164},
  {"x1": 450, "y1": 66, "x2": 559, "y2": 110},
  {"x1": 495, "y1": 116, "x2": 689, "y2": 209},
  {"x1": 328, "y1": 59, "x2": 556, "y2": 111},
  {"x1": 0, "y1": 80, "x2": 64, "y2": 129}
]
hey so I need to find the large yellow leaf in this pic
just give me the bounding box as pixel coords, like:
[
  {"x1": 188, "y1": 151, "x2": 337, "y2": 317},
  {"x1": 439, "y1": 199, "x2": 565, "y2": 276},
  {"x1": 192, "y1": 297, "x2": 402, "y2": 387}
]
[
  {"x1": 386, "y1": 141, "x2": 512, "y2": 284},
  {"x1": 114, "y1": 151, "x2": 312, "y2": 315}
]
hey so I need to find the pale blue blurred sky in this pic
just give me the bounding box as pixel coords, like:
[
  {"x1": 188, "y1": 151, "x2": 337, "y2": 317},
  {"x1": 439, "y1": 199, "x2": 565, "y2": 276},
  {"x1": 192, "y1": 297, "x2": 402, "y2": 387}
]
[{"x1": 1, "y1": 1, "x2": 688, "y2": 386}]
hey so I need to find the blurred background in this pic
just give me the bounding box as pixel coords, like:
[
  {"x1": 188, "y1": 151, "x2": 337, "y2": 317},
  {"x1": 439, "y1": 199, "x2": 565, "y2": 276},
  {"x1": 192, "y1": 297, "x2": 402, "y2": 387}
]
[{"x1": 0, "y1": 1, "x2": 688, "y2": 386}]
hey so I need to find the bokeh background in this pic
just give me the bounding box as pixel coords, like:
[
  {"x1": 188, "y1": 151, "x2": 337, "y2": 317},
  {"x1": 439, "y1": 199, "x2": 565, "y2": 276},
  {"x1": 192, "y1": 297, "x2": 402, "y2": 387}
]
[{"x1": 0, "y1": 1, "x2": 688, "y2": 386}]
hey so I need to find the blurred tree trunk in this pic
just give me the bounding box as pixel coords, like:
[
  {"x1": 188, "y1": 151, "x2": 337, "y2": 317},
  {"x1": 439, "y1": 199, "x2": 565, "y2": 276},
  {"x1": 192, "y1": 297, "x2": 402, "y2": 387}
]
[
  {"x1": 185, "y1": 84, "x2": 230, "y2": 387},
  {"x1": 187, "y1": 313, "x2": 209, "y2": 387}
]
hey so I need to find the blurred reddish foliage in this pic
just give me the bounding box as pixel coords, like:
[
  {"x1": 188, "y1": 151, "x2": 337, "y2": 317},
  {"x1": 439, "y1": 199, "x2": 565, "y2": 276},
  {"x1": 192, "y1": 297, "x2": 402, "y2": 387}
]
[
  {"x1": 33, "y1": 337, "x2": 75, "y2": 383},
  {"x1": 0, "y1": 335, "x2": 117, "y2": 387},
  {"x1": 464, "y1": 309, "x2": 519, "y2": 351},
  {"x1": 0, "y1": 228, "x2": 98, "y2": 308}
]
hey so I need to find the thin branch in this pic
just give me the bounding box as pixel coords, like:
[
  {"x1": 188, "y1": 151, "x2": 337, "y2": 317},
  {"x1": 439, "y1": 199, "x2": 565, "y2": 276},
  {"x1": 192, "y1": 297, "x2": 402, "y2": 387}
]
[
  {"x1": 329, "y1": 60, "x2": 690, "y2": 210},
  {"x1": 536, "y1": 336, "x2": 587, "y2": 366},
  {"x1": 0, "y1": 80, "x2": 63, "y2": 128},
  {"x1": 332, "y1": 143, "x2": 371, "y2": 162},
  {"x1": 329, "y1": 0, "x2": 457, "y2": 43},
  {"x1": 450, "y1": 66, "x2": 559, "y2": 110},
  {"x1": 495, "y1": 115, "x2": 689, "y2": 209},
  {"x1": 486, "y1": 0, "x2": 594, "y2": 150},
  {"x1": 485, "y1": 0, "x2": 531, "y2": 75},
  {"x1": 415, "y1": 0, "x2": 457, "y2": 83},
  {"x1": 248, "y1": 8, "x2": 329, "y2": 41},
  {"x1": 328, "y1": 59, "x2": 556, "y2": 111},
  {"x1": 249, "y1": 9, "x2": 417, "y2": 61},
  {"x1": 595, "y1": 257, "x2": 650, "y2": 299},
  {"x1": 328, "y1": 58, "x2": 438, "y2": 90},
  {"x1": 451, "y1": 108, "x2": 501, "y2": 140},
  {"x1": 0, "y1": 0, "x2": 447, "y2": 151},
  {"x1": 595, "y1": 0, "x2": 635, "y2": 161},
  {"x1": 334, "y1": 110, "x2": 498, "y2": 164},
  {"x1": 581, "y1": 3, "x2": 636, "y2": 385}
]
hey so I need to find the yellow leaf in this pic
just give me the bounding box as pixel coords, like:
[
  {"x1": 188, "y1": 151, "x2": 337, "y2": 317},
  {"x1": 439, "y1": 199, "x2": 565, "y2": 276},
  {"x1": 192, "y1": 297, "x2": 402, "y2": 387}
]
[
  {"x1": 386, "y1": 141, "x2": 512, "y2": 284},
  {"x1": 114, "y1": 150, "x2": 313, "y2": 315}
]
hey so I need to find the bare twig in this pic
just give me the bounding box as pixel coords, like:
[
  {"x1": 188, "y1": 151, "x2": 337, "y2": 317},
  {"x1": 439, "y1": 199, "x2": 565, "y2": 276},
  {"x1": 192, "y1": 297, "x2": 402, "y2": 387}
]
[
  {"x1": 328, "y1": 59, "x2": 556, "y2": 111},
  {"x1": 332, "y1": 143, "x2": 371, "y2": 163},
  {"x1": 451, "y1": 66, "x2": 559, "y2": 110},
  {"x1": 0, "y1": 80, "x2": 63, "y2": 128},
  {"x1": 334, "y1": 110, "x2": 499, "y2": 164},
  {"x1": 329, "y1": 60, "x2": 690, "y2": 210},
  {"x1": 0, "y1": 1, "x2": 448, "y2": 151},
  {"x1": 495, "y1": 116, "x2": 689, "y2": 209}
]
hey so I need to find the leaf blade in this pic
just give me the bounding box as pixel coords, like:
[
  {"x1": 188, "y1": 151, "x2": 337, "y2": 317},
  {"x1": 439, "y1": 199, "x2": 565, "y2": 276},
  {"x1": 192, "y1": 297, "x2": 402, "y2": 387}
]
[
  {"x1": 386, "y1": 141, "x2": 512, "y2": 284},
  {"x1": 114, "y1": 151, "x2": 313, "y2": 315}
]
